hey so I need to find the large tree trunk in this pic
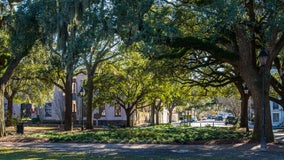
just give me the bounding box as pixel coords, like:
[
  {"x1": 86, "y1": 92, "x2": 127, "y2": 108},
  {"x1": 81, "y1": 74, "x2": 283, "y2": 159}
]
[
  {"x1": 64, "y1": 71, "x2": 74, "y2": 131},
  {"x1": 86, "y1": 72, "x2": 94, "y2": 129},
  {"x1": 240, "y1": 93, "x2": 249, "y2": 130},
  {"x1": 236, "y1": 26, "x2": 274, "y2": 143},
  {"x1": 0, "y1": 83, "x2": 5, "y2": 137},
  {"x1": 240, "y1": 65, "x2": 274, "y2": 142},
  {"x1": 250, "y1": 82, "x2": 273, "y2": 142}
]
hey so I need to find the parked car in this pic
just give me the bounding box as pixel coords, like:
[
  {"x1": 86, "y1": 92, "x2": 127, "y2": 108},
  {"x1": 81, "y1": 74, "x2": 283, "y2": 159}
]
[
  {"x1": 225, "y1": 116, "x2": 238, "y2": 125},
  {"x1": 180, "y1": 117, "x2": 196, "y2": 123},
  {"x1": 201, "y1": 116, "x2": 207, "y2": 120},
  {"x1": 215, "y1": 115, "x2": 223, "y2": 121}
]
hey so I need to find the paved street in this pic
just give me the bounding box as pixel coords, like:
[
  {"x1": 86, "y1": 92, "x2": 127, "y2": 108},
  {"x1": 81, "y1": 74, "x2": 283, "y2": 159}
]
[{"x1": 177, "y1": 120, "x2": 229, "y2": 127}]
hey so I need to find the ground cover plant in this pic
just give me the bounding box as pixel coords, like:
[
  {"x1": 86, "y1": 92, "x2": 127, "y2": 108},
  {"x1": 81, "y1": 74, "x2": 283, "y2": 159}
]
[{"x1": 23, "y1": 125, "x2": 251, "y2": 144}]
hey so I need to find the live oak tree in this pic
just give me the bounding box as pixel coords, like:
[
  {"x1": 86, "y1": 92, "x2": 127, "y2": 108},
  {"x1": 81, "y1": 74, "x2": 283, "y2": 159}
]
[
  {"x1": 75, "y1": 1, "x2": 121, "y2": 129},
  {"x1": 270, "y1": 50, "x2": 284, "y2": 108},
  {"x1": 99, "y1": 0, "x2": 282, "y2": 142},
  {"x1": 162, "y1": 80, "x2": 190, "y2": 124},
  {"x1": 93, "y1": 51, "x2": 154, "y2": 127},
  {"x1": 4, "y1": 44, "x2": 53, "y2": 126},
  {"x1": 33, "y1": 0, "x2": 95, "y2": 131},
  {"x1": 1, "y1": 0, "x2": 91, "y2": 133},
  {"x1": 161, "y1": 49, "x2": 251, "y2": 129},
  {"x1": 139, "y1": 0, "x2": 284, "y2": 142},
  {"x1": 0, "y1": 0, "x2": 39, "y2": 137}
]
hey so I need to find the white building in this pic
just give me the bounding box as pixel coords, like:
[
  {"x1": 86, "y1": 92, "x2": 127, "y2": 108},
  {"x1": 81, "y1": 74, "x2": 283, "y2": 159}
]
[
  {"x1": 270, "y1": 101, "x2": 284, "y2": 127},
  {"x1": 4, "y1": 73, "x2": 179, "y2": 126},
  {"x1": 248, "y1": 99, "x2": 284, "y2": 128}
]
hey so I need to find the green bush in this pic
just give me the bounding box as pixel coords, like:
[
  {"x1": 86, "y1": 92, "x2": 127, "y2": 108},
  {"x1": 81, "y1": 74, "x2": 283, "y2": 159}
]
[
  {"x1": 31, "y1": 117, "x2": 40, "y2": 124},
  {"x1": 28, "y1": 125, "x2": 251, "y2": 144}
]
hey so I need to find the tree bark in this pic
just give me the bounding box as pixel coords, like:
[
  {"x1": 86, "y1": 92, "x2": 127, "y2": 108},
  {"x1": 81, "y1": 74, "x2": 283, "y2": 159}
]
[
  {"x1": 155, "y1": 110, "x2": 159, "y2": 125},
  {"x1": 0, "y1": 83, "x2": 6, "y2": 137},
  {"x1": 0, "y1": 58, "x2": 26, "y2": 137},
  {"x1": 125, "y1": 108, "x2": 132, "y2": 127},
  {"x1": 240, "y1": 93, "x2": 249, "y2": 129},
  {"x1": 235, "y1": 25, "x2": 274, "y2": 142},
  {"x1": 6, "y1": 97, "x2": 13, "y2": 126},
  {"x1": 64, "y1": 71, "x2": 74, "y2": 131},
  {"x1": 168, "y1": 107, "x2": 173, "y2": 124},
  {"x1": 150, "y1": 103, "x2": 155, "y2": 125},
  {"x1": 239, "y1": 64, "x2": 274, "y2": 142},
  {"x1": 86, "y1": 72, "x2": 94, "y2": 129}
]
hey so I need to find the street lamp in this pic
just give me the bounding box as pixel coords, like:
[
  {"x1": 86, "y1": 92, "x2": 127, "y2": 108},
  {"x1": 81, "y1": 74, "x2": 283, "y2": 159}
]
[
  {"x1": 79, "y1": 87, "x2": 85, "y2": 131},
  {"x1": 258, "y1": 48, "x2": 268, "y2": 151}
]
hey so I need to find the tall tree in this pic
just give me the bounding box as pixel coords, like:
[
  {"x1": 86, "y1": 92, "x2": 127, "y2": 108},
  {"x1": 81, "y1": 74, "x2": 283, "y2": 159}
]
[
  {"x1": 94, "y1": 51, "x2": 154, "y2": 127},
  {"x1": 76, "y1": 0, "x2": 120, "y2": 129},
  {"x1": 4, "y1": 44, "x2": 53, "y2": 126},
  {"x1": 36, "y1": 0, "x2": 93, "y2": 131},
  {"x1": 0, "y1": 0, "x2": 39, "y2": 137},
  {"x1": 161, "y1": 49, "x2": 250, "y2": 129},
  {"x1": 139, "y1": 0, "x2": 284, "y2": 142}
]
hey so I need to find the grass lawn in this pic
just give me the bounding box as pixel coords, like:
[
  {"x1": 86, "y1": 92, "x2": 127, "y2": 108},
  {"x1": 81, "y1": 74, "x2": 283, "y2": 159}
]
[{"x1": 0, "y1": 147, "x2": 88, "y2": 160}]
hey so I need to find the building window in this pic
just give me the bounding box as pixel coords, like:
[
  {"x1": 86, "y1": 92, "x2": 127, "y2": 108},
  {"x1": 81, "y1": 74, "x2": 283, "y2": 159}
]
[
  {"x1": 45, "y1": 103, "x2": 52, "y2": 117},
  {"x1": 72, "y1": 77, "x2": 76, "y2": 93},
  {"x1": 114, "y1": 103, "x2": 121, "y2": 117},
  {"x1": 99, "y1": 105, "x2": 106, "y2": 117},
  {"x1": 272, "y1": 102, "x2": 279, "y2": 110},
  {"x1": 273, "y1": 113, "x2": 279, "y2": 123},
  {"x1": 72, "y1": 103, "x2": 77, "y2": 113}
]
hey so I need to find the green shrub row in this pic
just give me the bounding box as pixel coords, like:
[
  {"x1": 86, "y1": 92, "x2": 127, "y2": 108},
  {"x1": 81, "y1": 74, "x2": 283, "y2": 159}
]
[{"x1": 30, "y1": 125, "x2": 251, "y2": 144}]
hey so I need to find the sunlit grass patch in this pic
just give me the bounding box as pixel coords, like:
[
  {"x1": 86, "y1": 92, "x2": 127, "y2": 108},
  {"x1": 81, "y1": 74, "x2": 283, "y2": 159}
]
[{"x1": 0, "y1": 147, "x2": 87, "y2": 160}]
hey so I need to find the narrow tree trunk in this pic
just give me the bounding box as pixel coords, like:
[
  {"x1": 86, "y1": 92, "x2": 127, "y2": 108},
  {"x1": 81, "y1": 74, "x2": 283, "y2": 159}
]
[
  {"x1": 155, "y1": 110, "x2": 159, "y2": 125},
  {"x1": 150, "y1": 103, "x2": 155, "y2": 125},
  {"x1": 86, "y1": 73, "x2": 94, "y2": 129},
  {"x1": 168, "y1": 107, "x2": 173, "y2": 124},
  {"x1": 6, "y1": 98, "x2": 13, "y2": 126},
  {"x1": 125, "y1": 109, "x2": 132, "y2": 127},
  {"x1": 0, "y1": 83, "x2": 6, "y2": 137}
]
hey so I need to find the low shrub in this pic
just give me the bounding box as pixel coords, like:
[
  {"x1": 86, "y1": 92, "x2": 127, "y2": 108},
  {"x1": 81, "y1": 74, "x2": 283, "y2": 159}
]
[{"x1": 27, "y1": 125, "x2": 251, "y2": 144}]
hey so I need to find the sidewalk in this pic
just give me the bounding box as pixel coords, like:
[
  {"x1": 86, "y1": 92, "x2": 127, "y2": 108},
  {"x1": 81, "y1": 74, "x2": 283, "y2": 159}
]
[
  {"x1": 1, "y1": 140, "x2": 284, "y2": 159},
  {"x1": 1, "y1": 131, "x2": 284, "y2": 159}
]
